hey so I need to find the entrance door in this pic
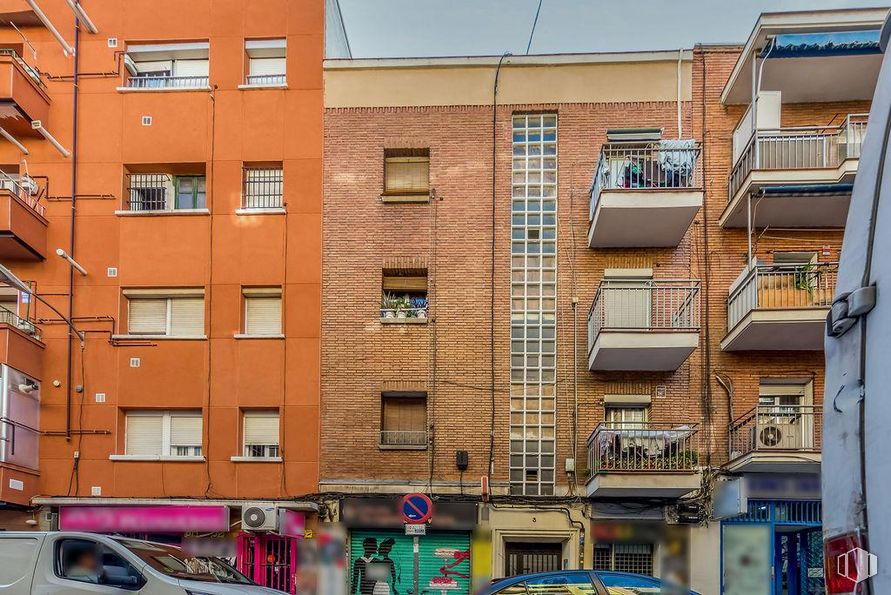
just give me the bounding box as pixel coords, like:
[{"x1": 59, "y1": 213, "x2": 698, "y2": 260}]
[{"x1": 504, "y1": 542, "x2": 562, "y2": 577}]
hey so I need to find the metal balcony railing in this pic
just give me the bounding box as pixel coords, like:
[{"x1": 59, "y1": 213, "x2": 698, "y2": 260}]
[
  {"x1": 587, "y1": 422, "x2": 699, "y2": 473},
  {"x1": 0, "y1": 309, "x2": 39, "y2": 338},
  {"x1": 728, "y1": 113, "x2": 868, "y2": 200},
  {"x1": 126, "y1": 173, "x2": 171, "y2": 211},
  {"x1": 729, "y1": 405, "x2": 822, "y2": 459},
  {"x1": 243, "y1": 168, "x2": 284, "y2": 209},
  {"x1": 380, "y1": 430, "x2": 427, "y2": 447},
  {"x1": 589, "y1": 141, "x2": 702, "y2": 220},
  {"x1": 726, "y1": 262, "x2": 838, "y2": 331},
  {"x1": 246, "y1": 74, "x2": 286, "y2": 86},
  {"x1": 587, "y1": 280, "x2": 700, "y2": 350},
  {"x1": 0, "y1": 48, "x2": 43, "y2": 88},
  {"x1": 126, "y1": 74, "x2": 210, "y2": 89},
  {"x1": 0, "y1": 171, "x2": 45, "y2": 216}
]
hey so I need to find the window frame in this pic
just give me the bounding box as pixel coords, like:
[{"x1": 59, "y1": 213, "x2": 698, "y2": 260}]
[
  {"x1": 241, "y1": 288, "x2": 283, "y2": 337},
  {"x1": 382, "y1": 148, "x2": 431, "y2": 201},
  {"x1": 54, "y1": 537, "x2": 146, "y2": 590},
  {"x1": 241, "y1": 410, "x2": 281, "y2": 460},
  {"x1": 379, "y1": 392, "x2": 428, "y2": 449},
  {"x1": 126, "y1": 294, "x2": 206, "y2": 338},
  {"x1": 173, "y1": 175, "x2": 206, "y2": 210},
  {"x1": 123, "y1": 410, "x2": 203, "y2": 459}
]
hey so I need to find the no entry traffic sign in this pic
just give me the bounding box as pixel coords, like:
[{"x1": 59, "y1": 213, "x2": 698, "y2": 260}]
[{"x1": 401, "y1": 492, "x2": 433, "y2": 524}]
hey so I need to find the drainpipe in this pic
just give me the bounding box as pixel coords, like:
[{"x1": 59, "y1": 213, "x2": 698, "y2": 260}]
[{"x1": 65, "y1": 22, "x2": 80, "y2": 439}]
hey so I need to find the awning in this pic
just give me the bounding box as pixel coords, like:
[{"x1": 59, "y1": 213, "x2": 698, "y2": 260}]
[
  {"x1": 762, "y1": 30, "x2": 881, "y2": 59},
  {"x1": 759, "y1": 183, "x2": 854, "y2": 196}
]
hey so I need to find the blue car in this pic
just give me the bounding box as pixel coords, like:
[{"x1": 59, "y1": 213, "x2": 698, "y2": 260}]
[{"x1": 480, "y1": 570, "x2": 700, "y2": 595}]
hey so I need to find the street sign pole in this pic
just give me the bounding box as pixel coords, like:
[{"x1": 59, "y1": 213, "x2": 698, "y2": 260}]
[
  {"x1": 413, "y1": 535, "x2": 420, "y2": 595},
  {"x1": 401, "y1": 492, "x2": 433, "y2": 595}
]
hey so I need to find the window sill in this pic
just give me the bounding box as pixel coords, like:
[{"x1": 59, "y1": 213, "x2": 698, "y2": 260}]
[
  {"x1": 233, "y1": 333, "x2": 285, "y2": 340},
  {"x1": 378, "y1": 444, "x2": 428, "y2": 451},
  {"x1": 115, "y1": 209, "x2": 210, "y2": 217},
  {"x1": 380, "y1": 317, "x2": 428, "y2": 325},
  {"x1": 230, "y1": 456, "x2": 283, "y2": 463},
  {"x1": 238, "y1": 83, "x2": 288, "y2": 90},
  {"x1": 380, "y1": 193, "x2": 431, "y2": 204},
  {"x1": 112, "y1": 334, "x2": 208, "y2": 341},
  {"x1": 110, "y1": 455, "x2": 205, "y2": 462},
  {"x1": 116, "y1": 86, "x2": 212, "y2": 93},
  {"x1": 235, "y1": 207, "x2": 286, "y2": 215}
]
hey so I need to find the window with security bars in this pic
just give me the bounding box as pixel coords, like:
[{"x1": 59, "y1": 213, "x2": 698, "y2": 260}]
[
  {"x1": 509, "y1": 113, "x2": 557, "y2": 496},
  {"x1": 126, "y1": 173, "x2": 206, "y2": 211},
  {"x1": 593, "y1": 543, "x2": 654, "y2": 575},
  {"x1": 243, "y1": 289, "x2": 282, "y2": 336},
  {"x1": 243, "y1": 167, "x2": 284, "y2": 209},
  {"x1": 125, "y1": 411, "x2": 202, "y2": 457},
  {"x1": 383, "y1": 148, "x2": 430, "y2": 197},
  {"x1": 243, "y1": 411, "x2": 280, "y2": 458},
  {"x1": 380, "y1": 393, "x2": 427, "y2": 447},
  {"x1": 127, "y1": 294, "x2": 205, "y2": 337}
]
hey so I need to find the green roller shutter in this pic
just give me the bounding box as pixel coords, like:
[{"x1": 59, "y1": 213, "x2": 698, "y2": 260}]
[{"x1": 349, "y1": 530, "x2": 471, "y2": 595}]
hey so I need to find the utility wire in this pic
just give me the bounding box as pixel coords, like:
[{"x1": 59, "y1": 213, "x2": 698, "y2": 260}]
[{"x1": 525, "y1": 0, "x2": 544, "y2": 55}]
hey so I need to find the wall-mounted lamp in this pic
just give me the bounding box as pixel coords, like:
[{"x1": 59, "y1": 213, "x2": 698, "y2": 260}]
[
  {"x1": 24, "y1": 0, "x2": 75, "y2": 56},
  {"x1": 0, "y1": 127, "x2": 28, "y2": 155},
  {"x1": 66, "y1": 0, "x2": 98, "y2": 34},
  {"x1": 56, "y1": 248, "x2": 87, "y2": 276},
  {"x1": 31, "y1": 121, "x2": 71, "y2": 158}
]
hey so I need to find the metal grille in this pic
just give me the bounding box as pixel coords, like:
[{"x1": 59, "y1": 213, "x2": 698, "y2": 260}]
[
  {"x1": 587, "y1": 422, "x2": 699, "y2": 473},
  {"x1": 246, "y1": 74, "x2": 286, "y2": 86},
  {"x1": 505, "y1": 542, "x2": 562, "y2": 576},
  {"x1": 509, "y1": 113, "x2": 557, "y2": 496},
  {"x1": 379, "y1": 430, "x2": 427, "y2": 447},
  {"x1": 127, "y1": 173, "x2": 170, "y2": 211},
  {"x1": 728, "y1": 405, "x2": 822, "y2": 459},
  {"x1": 243, "y1": 168, "x2": 284, "y2": 208},
  {"x1": 593, "y1": 544, "x2": 654, "y2": 575},
  {"x1": 0, "y1": 307, "x2": 39, "y2": 337},
  {"x1": 127, "y1": 74, "x2": 209, "y2": 89},
  {"x1": 238, "y1": 532, "x2": 296, "y2": 594},
  {"x1": 592, "y1": 545, "x2": 612, "y2": 571}
]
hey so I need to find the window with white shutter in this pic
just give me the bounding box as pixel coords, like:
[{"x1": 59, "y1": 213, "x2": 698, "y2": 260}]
[
  {"x1": 124, "y1": 411, "x2": 202, "y2": 458},
  {"x1": 170, "y1": 298, "x2": 205, "y2": 336},
  {"x1": 244, "y1": 290, "x2": 282, "y2": 336},
  {"x1": 243, "y1": 411, "x2": 280, "y2": 458},
  {"x1": 245, "y1": 39, "x2": 286, "y2": 85},
  {"x1": 125, "y1": 414, "x2": 163, "y2": 456},
  {"x1": 128, "y1": 299, "x2": 167, "y2": 335},
  {"x1": 126, "y1": 293, "x2": 205, "y2": 337},
  {"x1": 169, "y1": 414, "x2": 202, "y2": 456}
]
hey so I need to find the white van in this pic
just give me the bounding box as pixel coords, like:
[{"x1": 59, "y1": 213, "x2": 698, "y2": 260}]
[{"x1": 0, "y1": 531, "x2": 286, "y2": 594}]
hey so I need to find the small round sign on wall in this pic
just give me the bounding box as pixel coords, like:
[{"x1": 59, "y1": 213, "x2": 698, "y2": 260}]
[{"x1": 401, "y1": 493, "x2": 433, "y2": 524}]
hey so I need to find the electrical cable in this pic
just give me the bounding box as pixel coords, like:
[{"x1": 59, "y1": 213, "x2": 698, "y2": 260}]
[{"x1": 525, "y1": 0, "x2": 544, "y2": 55}]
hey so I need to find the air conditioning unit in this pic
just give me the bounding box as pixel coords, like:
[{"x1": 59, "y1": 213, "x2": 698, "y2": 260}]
[
  {"x1": 241, "y1": 502, "x2": 279, "y2": 531},
  {"x1": 758, "y1": 423, "x2": 797, "y2": 449}
]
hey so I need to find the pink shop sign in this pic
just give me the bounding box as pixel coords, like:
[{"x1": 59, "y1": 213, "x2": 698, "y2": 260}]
[{"x1": 59, "y1": 505, "x2": 230, "y2": 533}]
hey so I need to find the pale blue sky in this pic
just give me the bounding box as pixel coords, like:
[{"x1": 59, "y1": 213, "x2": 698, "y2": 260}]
[{"x1": 338, "y1": 0, "x2": 887, "y2": 58}]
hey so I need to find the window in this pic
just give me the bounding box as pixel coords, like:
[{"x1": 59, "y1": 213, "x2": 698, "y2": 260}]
[
  {"x1": 56, "y1": 538, "x2": 145, "y2": 589},
  {"x1": 383, "y1": 148, "x2": 429, "y2": 199},
  {"x1": 596, "y1": 571, "x2": 662, "y2": 595},
  {"x1": 243, "y1": 411, "x2": 280, "y2": 458},
  {"x1": 381, "y1": 270, "x2": 428, "y2": 320},
  {"x1": 605, "y1": 406, "x2": 649, "y2": 429},
  {"x1": 126, "y1": 291, "x2": 205, "y2": 337},
  {"x1": 243, "y1": 166, "x2": 284, "y2": 209},
  {"x1": 380, "y1": 393, "x2": 427, "y2": 447},
  {"x1": 757, "y1": 380, "x2": 814, "y2": 449},
  {"x1": 245, "y1": 39, "x2": 286, "y2": 86},
  {"x1": 593, "y1": 544, "x2": 654, "y2": 575},
  {"x1": 0, "y1": 366, "x2": 40, "y2": 470},
  {"x1": 124, "y1": 42, "x2": 209, "y2": 89},
  {"x1": 126, "y1": 173, "x2": 206, "y2": 211},
  {"x1": 124, "y1": 411, "x2": 202, "y2": 458},
  {"x1": 243, "y1": 288, "x2": 282, "y2": 336}
]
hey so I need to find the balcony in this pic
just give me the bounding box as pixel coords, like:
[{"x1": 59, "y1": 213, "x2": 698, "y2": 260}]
[
  {"x1": 588, "y1": 142, "x2": 703, "y2": 247},
  {"x1": 727, "y1": 405, "x2": 822, "y2": 474},
  {"x1": 722, "y1": 262, "x2": 836, "y2": 351},
  {"x1": 722, "y1": 115, "x2": 867, "y2": 228},
  {"x1": 0, "y1": 312, "x2": 42, "y2": 384},
  {"x1": 125, "y1": 75, "x2": 210, "y2": 90},
  {"x1": 0, "y1": 175, "x2": 47, "y2": 260},
  {"x1": 587, "y1": 279, "x2": 700, "y2": 371},
  {"x1": 0, "y1": 49, "x2": 50, "y2": 137},
  {"x1": 0, "y1": 362, "x2": 41, "y2": 506},
  {"x1": 586, "y1": 422, "x2": 701, "y2": 497}
]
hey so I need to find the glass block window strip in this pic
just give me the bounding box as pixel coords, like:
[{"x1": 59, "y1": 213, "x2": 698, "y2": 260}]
[{"x1": 509, "y1": 113, "x2": 557, "y2": 496}]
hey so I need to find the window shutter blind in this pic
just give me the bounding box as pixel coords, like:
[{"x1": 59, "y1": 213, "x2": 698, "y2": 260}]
[
  {"x1": 135, "y1": 59, "x2": 172, "y2": 74},
  {"x1": 245, "y1": 296, "x2": 282, "y2": 335},
  {"x1": 382, "y1": 276, "x2": 427, "y2": 292},
  {"x1": 128, "y1": 299, "x2": 168, "y2": 335},
  {"x1": 385, "y1": 157, "x2": 429, "y2": 194},
  {"x1": 244, "y1": 413, "x2": 280, "y2": 446},
  {"x1": 382, "y1": 397, "x2": 426, "y2": 432},
  {"x1": 170, "y1": 298, "x2": 205, "y2": 336},
  {"x1": 126, "y1": 415, "x2": 163, "y2": 456},
  {"x1": 249, "y1": 57, "x2": 286, "y2": 76},
  {"x1": 173, "y1": 59, "x2": 209, "y2": 77},
  {"x1": 169, "y1": 414, "x2": 202, "y2": 447}
]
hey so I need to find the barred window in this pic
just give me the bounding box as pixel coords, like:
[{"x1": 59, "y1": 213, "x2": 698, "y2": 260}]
[{"x1": 593, "y1": 543, "x2": 654, "y2": 575}]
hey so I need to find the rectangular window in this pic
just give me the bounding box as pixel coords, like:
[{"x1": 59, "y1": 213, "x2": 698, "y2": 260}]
[
  {"x1": 381, "y1": 270, "x2": 428, "y2": 320},
  {"x1": 380, "y1": 393, "x2": 427, "y2": 447},
  {"x1": 592, "y1": 543, "x2": 654, "y2": 575},
  {"x1": 126, "y1": 292, "x2": 205, "y2": 337},
  {"x1": 383, "y1": 148, "x2": 430, "y2": 198},
  {"x1": 243, "y1": 166, "x2": 284, "y2": 209},
  {"x1": 125, "y1": 41, "x2": 209, "y2": 89},
  {"x1": 605, "y1": 406, "x2": 649, "y2": 428},
  {"x1": 124, "y1": 411, "x2": 202, "y2": 457},
  {"x1": 245, "y1": 39, "x2": 286, "y2": 86},
  {"x1": 175, "y1": 176, "x2": 206, "y2": 209},
  {"x1": 243, "y1": 288, "x2": 282, "y2": 336},
  {"x1": 126, "y1": 173, "x2": 206, "y2": 211},
  {"x1": 243, "y1": 411, "x2": 280, "y2": 458},
  {"x1": 757, "y1": 381, "x2": 814, "y2": 450}
]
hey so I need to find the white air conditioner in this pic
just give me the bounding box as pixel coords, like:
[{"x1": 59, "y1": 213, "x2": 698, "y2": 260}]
[
  {"x1": 241, "y1": 502, "x2": 278, "y2": 531},
  {"x1": 758, "y1": 422, "x2": 798, "y2": 449}
]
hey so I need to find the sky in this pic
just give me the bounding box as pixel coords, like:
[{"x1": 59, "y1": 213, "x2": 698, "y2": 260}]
[{"x1": 337, "y1": 0, "x2": 887, "y2": 58}]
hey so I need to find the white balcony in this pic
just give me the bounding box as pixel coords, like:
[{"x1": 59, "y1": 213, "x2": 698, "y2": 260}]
[
  {"x1": 726, "y1": 405, "x2": 822, "y2": 474},
  {"x1": 722, "y1": 263, "x2": 836, "y2": 351},
  {"x1": 586, "y1": 422, "x2": 701, "y2": 497},
  {"x1": 587, "y1": 279, "x2": 700, "y2": 371},
  {"x1": 722, "y1": 114, "x2": 866, "y2": 228},
  {"x1": 588, "y1": 142, "x2": 702, "y2": 247}
]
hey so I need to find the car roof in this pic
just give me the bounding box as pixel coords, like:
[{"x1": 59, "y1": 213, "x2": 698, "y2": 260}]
[{"x1": 487, "y1": 570, "x2": 699, "y2": 595}]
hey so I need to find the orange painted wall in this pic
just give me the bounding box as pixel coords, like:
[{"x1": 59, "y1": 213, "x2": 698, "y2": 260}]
[{"x1": 0, "y1": 0, "x2": 322, "y2": 501}]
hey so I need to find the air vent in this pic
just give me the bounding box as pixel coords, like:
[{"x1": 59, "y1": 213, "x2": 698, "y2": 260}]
[
  {"x1": 107, "y1": 267, "x2": 118, "y2": 277},
  {"x1": 129, "y1": 357, "x2": 140, "y2": 368},
  {"x1": 95, "y1": 392, "x2": 106, "y2": 403},
  {"x1": 141, "y1": 116, "x2": 152, "y2": 126},
  {"x1": 107, "y1": 37, "x2": 118, "y2": 48}
]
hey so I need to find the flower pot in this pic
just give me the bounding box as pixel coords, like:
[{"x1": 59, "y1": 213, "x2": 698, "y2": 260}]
[
  {"x1": 417, "y1": 309, "x2": 427, "y2": 319},
  {"x1": 383, "y1": 310, "x2": 395, "y2": 319},
  {"x1": 396, "y1": 310, "x2": 407, "y2": 319}
]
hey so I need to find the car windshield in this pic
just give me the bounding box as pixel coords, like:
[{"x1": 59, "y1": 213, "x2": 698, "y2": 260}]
[{"x1": 113, "y1": 538, "x2": 252, "y2": 584}]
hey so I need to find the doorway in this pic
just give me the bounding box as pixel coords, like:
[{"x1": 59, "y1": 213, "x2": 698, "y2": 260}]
[{"x1": 504, "y1": 541, "x2": 563, "y2": 576}]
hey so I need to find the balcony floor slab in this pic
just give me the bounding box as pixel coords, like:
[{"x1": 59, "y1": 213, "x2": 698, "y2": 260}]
[
  {"x1": 585, "y1": 471, "x2": 701, "y2": 498},
  {"x1": 588, "y1": 331, "x2": 699, "y2": 371},
  {"x1": 724, "y1": 451, "x2": 821, "y2": 475},
  {"x1": 588, "y1": 190, "x2": 702, "y2": 248},
  {"x1": 721, "y1": 309, "x2": 828, "y2": 351}
]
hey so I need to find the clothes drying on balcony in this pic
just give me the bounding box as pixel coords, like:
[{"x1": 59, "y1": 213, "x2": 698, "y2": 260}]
[
  {"x1": 596, "y1": 425, "x2": 695, "y2": 457},
  {"x1": 657, "y1": 139, "x2": 697, "y2": 173}
]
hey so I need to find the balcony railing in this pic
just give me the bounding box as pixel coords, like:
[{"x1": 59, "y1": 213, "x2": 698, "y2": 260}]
[
  {"x1": 0, "y1": 309, "x2": 39, "y2": 338},
  {"x1": 0, "y1": 171, "x2": 45, "y2": 216},
  {"x1": 727, "y1": 262, "x2": 837, "y2": 331},
  {"x1": 729, "y1": 405, "x2": 822, "y2": 459},
  {"x1": 729, "y1": 114, "x2": 868, "y2": 200},
  {"x1": 0, "y1": 48, "x2": 43, "y2": 88},
  {"x1": 587, "y1": 422, "x2": 699, "y2": 474},
  {"x1": 380, "y1": 430, "x2": 427, "y2": 447},
  {"x1": 243, "y1": 168, "x2": 284, "y2": 209},
  {"x1": 587, "y1": 280, "x2": 700, "y2": 347},
  {"x1": 246, "y1": 74, "x2": 286, "y2": 86},
  {"x1": 589, "y1": 141, "x2": 701, "y2": 220},
  {"x1": 126, "y1": 74, "x2": 210, "y2": 89}
]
